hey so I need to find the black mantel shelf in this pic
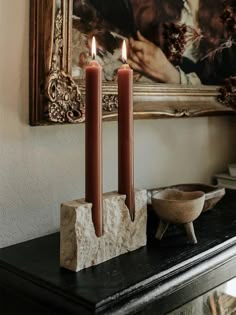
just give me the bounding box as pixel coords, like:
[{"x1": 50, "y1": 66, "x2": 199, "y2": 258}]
[{"x1": 1, "y1": 190, "x2": 236, "y2": 315}]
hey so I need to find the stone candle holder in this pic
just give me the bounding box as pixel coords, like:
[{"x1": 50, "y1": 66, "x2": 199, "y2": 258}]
[{"x1": 60, "y1": 190, "x2": 147, "y2": 272}]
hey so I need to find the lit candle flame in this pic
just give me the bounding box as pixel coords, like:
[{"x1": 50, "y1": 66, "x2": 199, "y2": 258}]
[
  {"x1": 91, "y1": 36, "x2": 96, "y2": 59},
  {"x1": 122, "y1": 40, "x2": 127, "y2": 63}
]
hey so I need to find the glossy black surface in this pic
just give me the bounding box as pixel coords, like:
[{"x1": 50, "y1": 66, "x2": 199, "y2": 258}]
[{"x1": 1, "y1": 190, "x2": 236, "y2": 314}]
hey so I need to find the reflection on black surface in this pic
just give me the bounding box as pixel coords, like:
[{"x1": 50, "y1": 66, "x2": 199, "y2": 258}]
[{"x1": 168, "y1": 278, "x2": 236, "y2": 315}]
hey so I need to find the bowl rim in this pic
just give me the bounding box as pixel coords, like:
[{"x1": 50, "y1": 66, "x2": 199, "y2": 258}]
[
  {"x1": 151, "y1": 189, "x2": 205, "y2": 202},
  {"x1": 148, "y1": 183, "x2": 225, "y2": 201}
]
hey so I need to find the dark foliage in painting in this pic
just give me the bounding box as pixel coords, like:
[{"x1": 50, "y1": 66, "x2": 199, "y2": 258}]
[{"x1": 73, "y1": 0, "x2": 236, "y2": 102}]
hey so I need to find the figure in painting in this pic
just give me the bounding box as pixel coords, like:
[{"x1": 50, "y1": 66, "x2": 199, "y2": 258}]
[{"x1": 73, "y1": 0, "x2": 236, "y2": 86}]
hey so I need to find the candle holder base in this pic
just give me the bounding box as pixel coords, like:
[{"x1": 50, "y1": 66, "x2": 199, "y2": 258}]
[{"x1": 60, "y1": 190, "x2": 147, "y2": 272}]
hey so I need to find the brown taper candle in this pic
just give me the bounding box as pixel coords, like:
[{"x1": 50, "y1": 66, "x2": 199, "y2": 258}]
[
  {"x1": 118, "y1": 40, "x2": 135, "y2": 221},
  {"x1": 85, "y1": 37, "x2": 103, "y2": 237}
]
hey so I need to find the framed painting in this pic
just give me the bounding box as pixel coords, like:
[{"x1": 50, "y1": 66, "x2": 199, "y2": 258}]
[{"x1": 30, "y1": 0, "x2": 236, "y2": 125}]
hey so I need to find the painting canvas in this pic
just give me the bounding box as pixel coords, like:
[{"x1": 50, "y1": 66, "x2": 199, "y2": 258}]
[
  {"x1": 29, "y1": 0, "x2": 236, "y2": 125},
  {"x1": 72, "y1": 0, "x2": 236, "y2": 87}
]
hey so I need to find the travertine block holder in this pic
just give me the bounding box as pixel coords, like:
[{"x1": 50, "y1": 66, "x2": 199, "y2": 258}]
[{"x1": 60, "y1": 190, "x2": 147, "y2": 272}]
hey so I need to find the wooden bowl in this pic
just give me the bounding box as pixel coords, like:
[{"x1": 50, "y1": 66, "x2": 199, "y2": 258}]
[
  {"x1": 151, "y1": 189, "x2": 205, "y2": 244},
  {"x1": 148, "y1": 184, "x2": 225, "y2": 212},
  {"x1": 152, "y1": 189, "x2": 205, "y2": 224}
]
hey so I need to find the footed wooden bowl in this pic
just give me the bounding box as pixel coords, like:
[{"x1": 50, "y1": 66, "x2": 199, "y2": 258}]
[
  {"x1": 148, "y1": 183, "x2": 225, "y2": 212},
  {"x1": 151, "y1": 189, "x2": 205, "y2": 244}
]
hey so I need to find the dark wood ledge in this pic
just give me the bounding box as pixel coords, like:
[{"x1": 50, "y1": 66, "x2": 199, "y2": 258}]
[{"x1": 1, "y1": 190, "x2": 236, "y2": 314}]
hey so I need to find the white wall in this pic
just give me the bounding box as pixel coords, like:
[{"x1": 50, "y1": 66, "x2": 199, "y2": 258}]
[{"x1": 0, "y1": 0, "x2": 236, "y2": 248}]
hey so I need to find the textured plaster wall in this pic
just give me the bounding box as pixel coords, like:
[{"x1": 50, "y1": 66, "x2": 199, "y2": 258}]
[{"x1": 0, "y1": 0, "x2": 236, "y2": 248}]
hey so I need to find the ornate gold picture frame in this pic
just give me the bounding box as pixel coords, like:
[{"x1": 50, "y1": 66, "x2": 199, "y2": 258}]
[{"x1": 30, "y1": 0, "x2": 235, "y2": 125}]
